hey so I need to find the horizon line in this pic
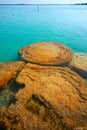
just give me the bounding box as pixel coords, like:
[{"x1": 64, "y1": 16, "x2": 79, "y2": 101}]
[{"x1": 0, "y1": 3, "x2": 87, "y2": 5}]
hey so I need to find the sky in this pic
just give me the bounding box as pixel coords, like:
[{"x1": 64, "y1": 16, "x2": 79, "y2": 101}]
[{"x1": 0, "y1": 0, "x2": 87, "y2": 4}]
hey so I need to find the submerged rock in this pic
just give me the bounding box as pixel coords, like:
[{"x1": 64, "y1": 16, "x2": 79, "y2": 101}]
[
  {"x1": 69, "y1": 54, "x2": 87, "y2": 79},
  {"x1": 19, "y1": 42, "x2": 73, "y2": 65},
  {"x1": 15, "y1": 63, "x2": 87, "y2": 129},
  {"x1": 0, "y1": 61, "x2": 25, "y2": 89}
]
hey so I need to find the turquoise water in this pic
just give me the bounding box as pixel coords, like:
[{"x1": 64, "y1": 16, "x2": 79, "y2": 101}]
[{"x1": 0, "y1": 5, "x2": 87, "y2": 61}]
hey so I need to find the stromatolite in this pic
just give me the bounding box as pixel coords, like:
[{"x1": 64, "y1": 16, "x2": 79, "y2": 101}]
[
  {"x1": 19, "y1": 42, "x2": 73, "y2": 65},
  {"x1": 15, "y1": 63, "x2": 87, "y2": 129},
  {"x1": 0, "y1": 61, "x2": 25, "y2": 89},
  {"x1": 69, "y1": 54, "x2": 87, "y2": 79}
]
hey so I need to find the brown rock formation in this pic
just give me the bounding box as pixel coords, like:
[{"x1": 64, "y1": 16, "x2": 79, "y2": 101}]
[
  {"x1": 0, "y1": 104, "x2": 51, "y2": 130},
  {"x1": 0, "y1": 61, "x2": 25, "y2": 89},
  {"x1": 0, "y1": 43, "x2": 87, "y2": 130},
  {"x1": 69, "y1": 54, "x2": 87, "y2": 79},
  {"x1": 19, "y1": 42, "x2": 73, "y2": 65},
  {"x1": 14, "y1": 63, "x2": 87, "y2": 129}
]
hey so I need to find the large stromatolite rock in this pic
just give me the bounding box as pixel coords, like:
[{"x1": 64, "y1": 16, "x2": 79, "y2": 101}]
[
  {"x1": 19, "y1": 42, "x2": 73, "y2": 65},
  {"x1": 0, "y1": 61, "x2": 25, "y2": 89},
  {"x1": 15, "y1": 63, "x2": 87, "y2": 129},
  {"x1": 69, "y1": 54, "x2": 87, "y2": 79}
]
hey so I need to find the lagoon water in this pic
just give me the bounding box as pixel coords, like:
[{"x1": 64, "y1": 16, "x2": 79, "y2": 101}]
[{"x1": 0, "y1": 5, "x2": 87, "y2": 61}]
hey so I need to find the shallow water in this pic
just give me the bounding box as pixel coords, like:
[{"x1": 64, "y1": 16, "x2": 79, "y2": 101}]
[{"x1": 0, "y1": 5, "x2": 87, "y2": 61}]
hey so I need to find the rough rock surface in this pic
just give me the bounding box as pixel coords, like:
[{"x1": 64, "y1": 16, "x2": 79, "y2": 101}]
[
  {"x1": 69, "y1": 54, "x2": 87, "y2": 79},
  {"x1": 0, "y1": 104, "x2": 51, "y2": 130},
  {"x1": 0, "y1": 61, "x2": 25, "y2": 89},
  {"x1": 0, "y1": 43, "x2": 87, "y2": 130},
  {"x1": 14, "y1": 63, "x2": 87, "y2": 129},
  {"x1": 19, "y1": 42, "x2": 73, "y2": 65}
]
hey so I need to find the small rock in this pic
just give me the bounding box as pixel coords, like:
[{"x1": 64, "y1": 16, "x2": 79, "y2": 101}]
[
  {"x1": 69, "y1": 54, "x2": 87, "y2": 79},
  {"x1": 0, "y1": 61, "x2": 25, "y2": 89}
]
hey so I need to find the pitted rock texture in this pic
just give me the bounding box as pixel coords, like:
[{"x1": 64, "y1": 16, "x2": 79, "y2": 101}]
[
  {"x1": 69, "y1": 54, "x2": 87, "y2": 79},
  {"x1": 0, "y1": 61, "x2": 25, "y2": 89},
  {"x1": 19, "y1": 42, "x2": 73, "y2": 65},
  {"x1": 0, "y1": 104, "x2": 52, "y2": 130},
  {"x1": 15, "y1": 63, "x2": 87, "y2": 129}
]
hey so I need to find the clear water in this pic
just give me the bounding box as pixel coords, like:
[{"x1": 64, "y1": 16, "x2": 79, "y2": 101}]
[{"x1": 0, "y1": 5, "x2": 87, "y2": 62}]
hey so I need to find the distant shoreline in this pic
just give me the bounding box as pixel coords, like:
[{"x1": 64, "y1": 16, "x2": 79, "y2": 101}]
[{"x1": 0, "y1": 3, "x2": 87, "y2": 6}]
